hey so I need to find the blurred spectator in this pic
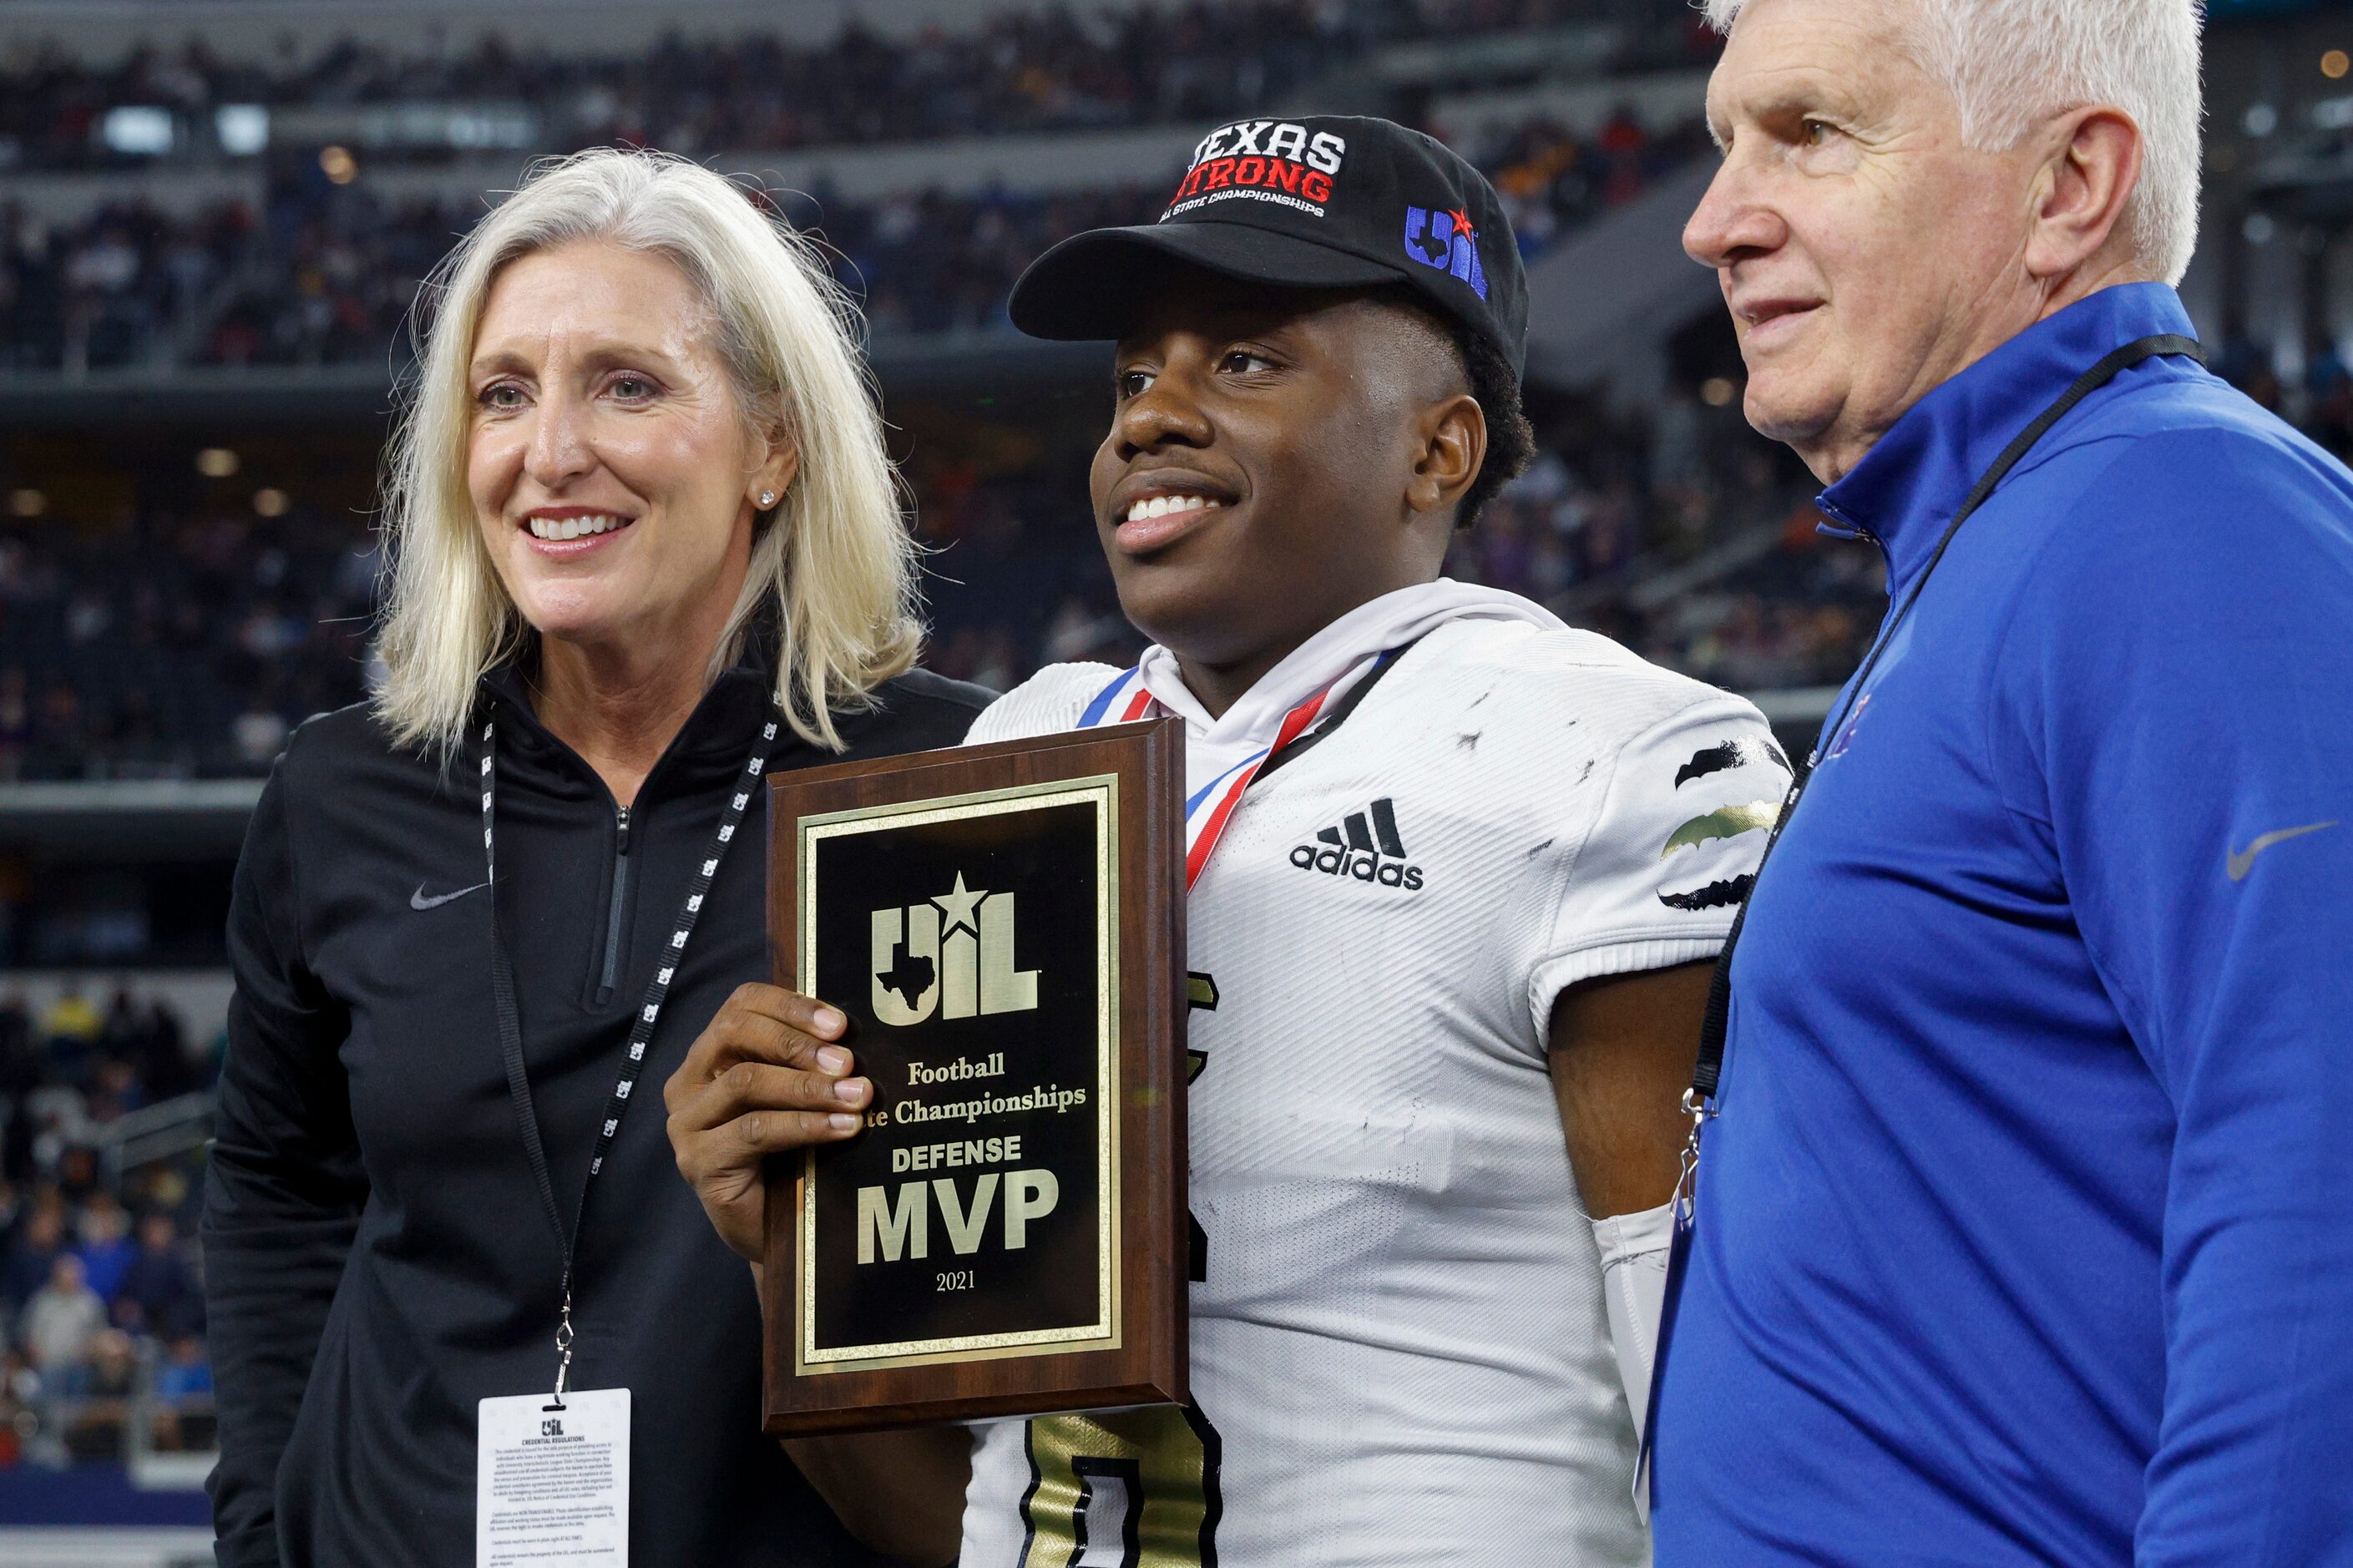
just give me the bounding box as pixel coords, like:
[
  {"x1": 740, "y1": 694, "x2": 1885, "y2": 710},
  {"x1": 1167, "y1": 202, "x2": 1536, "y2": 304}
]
[
  {"x1": 0, "y1": 1348, "x2": 30, "y2": 1466},
  {"x1": 63, "y1": 1325, "x2": 137, "y2": 1460},
  {"x1": 53, "y1": 1144, "x2": 104, "y2": 1206},
  {"x1": 2, "y1": 1204, "x2": 64, "y2": 1314},
  {"x1": 38, "y1": 987, "x2": 99, "y2": 1048},
  {"x1": 0, "y1": 987, "x2": 212, "y2": 1467},
  {"x1": 37, "y1": 996, "x2": 99, "y2": 1091},
  {"x1": 73, "y1": 1193, "x2": 135, "y2": 1302},
  {"x1": 156, "y1": 1330, "x2": 211, "y2": 1404},
  {"x1": 20, "y1": 1252, "x2": 104, "y2": 1375},
  {"x1": 87, "y1": 1058, "x2": 147, "y2": 1123},
  {"x1": 135, "y1": 995, "x2": 195, "y2": 1101},
  {"x1": 2305, "y1": 354, "x2": 2353, "y2": 463},
  {"x1": 114, "y1": 1211, "x2": 201, "y2": 1339},
  {"x1": 0, "y1": 994, "x2": 32, "y2": 1097},
  {"x1": 99, "y1": 988, "x2": 154, "y2": 1068},
  {"x1": 151, "y1": 1330, "x2": 215, "y2": 1453}
]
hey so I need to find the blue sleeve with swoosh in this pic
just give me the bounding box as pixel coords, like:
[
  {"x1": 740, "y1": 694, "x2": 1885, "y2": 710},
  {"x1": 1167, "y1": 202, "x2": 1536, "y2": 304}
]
[
  {"x1": 1992, "y1": 425, "x2": 2353, "y2": 1566},
  {"x1": 201, "y1": 751, "x2": 364, "y2": 1568}
]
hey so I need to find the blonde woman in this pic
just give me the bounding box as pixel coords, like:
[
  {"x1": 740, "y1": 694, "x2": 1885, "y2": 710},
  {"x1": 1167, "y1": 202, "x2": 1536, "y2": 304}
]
[{"x1": 201, "y1": 149, "x2": 988, "y2": 1568}]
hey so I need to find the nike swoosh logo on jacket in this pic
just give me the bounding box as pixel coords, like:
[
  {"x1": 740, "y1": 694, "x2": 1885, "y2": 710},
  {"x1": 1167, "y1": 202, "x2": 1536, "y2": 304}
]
[{"x1": 2226, "y1": 820, "x2": 2337, "y2": 881}]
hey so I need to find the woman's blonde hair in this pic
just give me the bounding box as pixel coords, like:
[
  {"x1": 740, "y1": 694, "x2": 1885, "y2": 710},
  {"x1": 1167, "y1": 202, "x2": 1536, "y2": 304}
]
[{"x1": 374, "y1": 147, "x2": 921, "y2": 757}]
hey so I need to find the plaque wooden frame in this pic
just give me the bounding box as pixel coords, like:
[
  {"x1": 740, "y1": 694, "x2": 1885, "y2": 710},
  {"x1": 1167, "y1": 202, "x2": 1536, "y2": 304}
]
[{"x1": 762, "y1": 718, "x2": 1187, "y2": 1437}]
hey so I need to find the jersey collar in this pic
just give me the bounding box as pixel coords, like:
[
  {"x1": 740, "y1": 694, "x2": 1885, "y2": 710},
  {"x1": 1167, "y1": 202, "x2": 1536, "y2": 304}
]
[{"x1": 1133, "y1": 578, "x2": 1565, "y2": 756}]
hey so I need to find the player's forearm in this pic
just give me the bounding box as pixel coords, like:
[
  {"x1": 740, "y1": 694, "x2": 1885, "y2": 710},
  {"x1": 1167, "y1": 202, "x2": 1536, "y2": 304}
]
[
  {"x1": 1549, "y1": 961, "x2": 1712, "y2": 1454},
  {"x1": 785, "y1": 1429, "x2": 973, "y2": 1565},
  {"x1": 1549, "y1": 960, "x2": 1709, "y2": 1216}
]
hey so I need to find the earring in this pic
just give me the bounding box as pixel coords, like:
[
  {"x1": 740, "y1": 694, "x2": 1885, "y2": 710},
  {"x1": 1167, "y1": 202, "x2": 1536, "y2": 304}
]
[{"x1": 758, "y1": 491, "x2": 777, "y2": 508}]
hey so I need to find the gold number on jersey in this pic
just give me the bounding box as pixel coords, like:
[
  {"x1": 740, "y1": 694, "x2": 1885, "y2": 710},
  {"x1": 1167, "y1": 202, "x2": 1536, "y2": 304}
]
[
  {"x1": 1184, "y1": 973, "x2": 1213, "y2": 1281},
  {"x1": 1019, "y1": 1404, "x2": 1223, "y2": 1566}
]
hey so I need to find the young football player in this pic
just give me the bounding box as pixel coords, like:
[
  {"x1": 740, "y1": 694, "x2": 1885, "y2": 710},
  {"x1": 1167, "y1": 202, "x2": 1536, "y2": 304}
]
[{"x1": 666, "y1": 117, "x2": 1789, "y2": 1565}]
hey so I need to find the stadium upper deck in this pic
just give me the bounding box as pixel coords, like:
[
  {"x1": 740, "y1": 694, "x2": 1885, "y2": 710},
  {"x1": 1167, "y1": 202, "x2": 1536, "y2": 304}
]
[{"x1": 0, "y1": 0, "x2": 1708, "y2": 172}]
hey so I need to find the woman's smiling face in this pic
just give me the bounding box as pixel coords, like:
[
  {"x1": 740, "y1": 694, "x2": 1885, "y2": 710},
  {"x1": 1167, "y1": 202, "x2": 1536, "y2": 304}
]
[{"x1": 466, "y1": 239, "x2": 792, "y2": 659}]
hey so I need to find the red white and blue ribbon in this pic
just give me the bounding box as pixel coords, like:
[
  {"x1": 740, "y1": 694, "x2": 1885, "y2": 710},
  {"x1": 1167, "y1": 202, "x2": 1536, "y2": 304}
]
[{"x1": 1077, "y1": 665, "x2": 1336, "y2": 889}]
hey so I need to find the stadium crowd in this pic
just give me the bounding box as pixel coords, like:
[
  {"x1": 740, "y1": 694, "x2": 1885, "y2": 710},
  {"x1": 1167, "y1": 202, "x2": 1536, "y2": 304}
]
[
  {"x1": 12, "y1": 339, "x2": 2345, "y2": 782},
  {"x1": 0, "y1": 505, "x2": 378, "y2": 781},
  {"x1": 0, "y1": 100, "x2": 1700, "y2": 373},
  {"x1": 0, "y1": 1, "x2": 1713, "y2": 172},
  {"x1": 0, "y1": 396, "x2": 1823, "y2": 782},
  {"x1": 0, "y1": 985, "x2": 215, "y2": 1469},
  {"x1": 9, "y1": 326, "x2": 2334, "y2": 781},
  {"x1": 1454, "y1": 109, "x2": 1711, "y2": 258}
]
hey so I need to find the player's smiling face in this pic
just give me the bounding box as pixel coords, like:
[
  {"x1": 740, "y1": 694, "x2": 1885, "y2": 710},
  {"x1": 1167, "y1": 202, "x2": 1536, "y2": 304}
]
[{"x1": 1093, "y1": 270, "x2": 1467, "y2": 706}]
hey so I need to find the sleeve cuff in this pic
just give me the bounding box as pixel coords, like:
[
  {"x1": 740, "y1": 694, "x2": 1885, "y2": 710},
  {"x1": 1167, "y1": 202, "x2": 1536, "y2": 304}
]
[
  {"x1": 1591, "y1": 1199, "x2": 1677, "y2": 1267},
  {"x1": 1592, "y1": 1199, "x2": 1677, "y2": 1461},
  {"x1": 1528, "y1": 930, "x2": 1729, "y2": 1039}
]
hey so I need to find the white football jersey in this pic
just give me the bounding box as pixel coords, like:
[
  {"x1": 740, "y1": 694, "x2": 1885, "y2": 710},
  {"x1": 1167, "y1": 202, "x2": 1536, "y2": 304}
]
[{"x1": 958, "y1": 597, "x2": 1787, "y2": 1566}]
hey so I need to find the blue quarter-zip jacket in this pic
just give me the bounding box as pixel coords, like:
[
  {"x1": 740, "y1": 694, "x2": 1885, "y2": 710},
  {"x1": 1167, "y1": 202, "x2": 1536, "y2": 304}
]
[{"x1": 1650, "y1": 283, "x2": 2353, "y2": 1566}]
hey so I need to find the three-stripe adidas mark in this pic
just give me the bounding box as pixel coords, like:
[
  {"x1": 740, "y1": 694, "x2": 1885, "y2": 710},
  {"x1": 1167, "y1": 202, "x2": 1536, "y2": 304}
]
[{"x1": 1288, "y1": 797, "x2": 1425, "y2": 891}]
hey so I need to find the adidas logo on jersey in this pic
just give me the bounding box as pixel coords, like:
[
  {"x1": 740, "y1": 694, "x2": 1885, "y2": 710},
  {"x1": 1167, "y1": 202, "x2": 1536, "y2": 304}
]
[{"x1": 1288, "y1": 797, "x2": 1425, "y2": 890}]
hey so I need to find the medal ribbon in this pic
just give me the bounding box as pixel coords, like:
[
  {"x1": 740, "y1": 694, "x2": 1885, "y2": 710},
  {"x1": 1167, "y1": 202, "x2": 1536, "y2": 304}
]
[{"x1": 1076, "y1": 665, "x2": 1339, "y2": 889}]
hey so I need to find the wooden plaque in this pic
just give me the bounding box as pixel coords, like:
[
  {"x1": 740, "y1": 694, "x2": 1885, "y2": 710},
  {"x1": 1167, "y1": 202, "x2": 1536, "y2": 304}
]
[{"x1": 762, "y1": 718, "x2": 1187, "y2": 1436}]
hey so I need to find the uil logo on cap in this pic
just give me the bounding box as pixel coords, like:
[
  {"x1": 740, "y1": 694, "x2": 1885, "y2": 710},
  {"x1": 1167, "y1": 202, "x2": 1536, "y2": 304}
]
[{"x1": 1403, "y1": 206, "x2": 1487, "y2": 301}]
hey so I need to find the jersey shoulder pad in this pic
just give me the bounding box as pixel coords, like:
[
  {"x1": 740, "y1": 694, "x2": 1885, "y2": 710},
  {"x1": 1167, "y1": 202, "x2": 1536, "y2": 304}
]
[
  {"x1": 1416, "y1": 620, "x2": 1757, "y2": 750},
  {"x1": 964, "y1": 661, "x2": 1126, "y2": 745}
]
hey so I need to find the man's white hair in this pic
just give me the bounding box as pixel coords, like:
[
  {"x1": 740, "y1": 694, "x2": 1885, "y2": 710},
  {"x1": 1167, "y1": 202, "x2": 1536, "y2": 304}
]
[{"x1": 1702, "y1": 0, "x2": 2203, "y2": 285}]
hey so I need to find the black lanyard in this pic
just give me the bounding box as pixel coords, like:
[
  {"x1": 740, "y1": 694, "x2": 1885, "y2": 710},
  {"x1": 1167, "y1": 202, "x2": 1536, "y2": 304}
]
[
  {"x1": 1682, "y1": 331, "x2": 2204, "y2": 1146},
  {"x1": 1637, "y1": 331, "x2": 2206, "y2": 1490},
  {"x1": 479, "y1": 702, "x2": 781, "y2": 1402}
]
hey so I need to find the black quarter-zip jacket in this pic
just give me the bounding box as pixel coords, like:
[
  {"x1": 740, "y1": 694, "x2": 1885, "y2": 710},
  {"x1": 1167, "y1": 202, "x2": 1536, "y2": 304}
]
[{"x1": 202, "y1": 651, "x2": 990, "y2": 1567}]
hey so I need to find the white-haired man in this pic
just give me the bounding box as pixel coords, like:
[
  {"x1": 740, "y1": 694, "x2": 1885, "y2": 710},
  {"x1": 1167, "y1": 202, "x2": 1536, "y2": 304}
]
[{"x1": 1650, "y1": 2, "x2": 2353, "y2": 1564}]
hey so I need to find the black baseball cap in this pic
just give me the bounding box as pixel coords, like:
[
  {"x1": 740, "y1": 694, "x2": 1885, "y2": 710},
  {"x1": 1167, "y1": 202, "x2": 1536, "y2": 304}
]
[{"x1": 1008, "y1": 114, "x2": 1529, "y2": 377}]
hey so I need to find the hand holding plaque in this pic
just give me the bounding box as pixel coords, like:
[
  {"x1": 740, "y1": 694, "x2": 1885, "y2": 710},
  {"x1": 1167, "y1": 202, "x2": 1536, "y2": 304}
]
[{"x1": 761, "y1": 719, "x2": 1187, "y2": 1436}]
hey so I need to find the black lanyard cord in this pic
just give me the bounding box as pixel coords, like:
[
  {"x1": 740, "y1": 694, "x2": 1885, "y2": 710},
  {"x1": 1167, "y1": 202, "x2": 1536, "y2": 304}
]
[
  {"x1": 1686, "y1": 331, "x2": 2206, "y2": 1116},
  {"x1": 481, "y1": 702, "x2": 781, "y2": 1401},
  {"x1": 1248, "y1": 640, "x2": 1416, "y2": 787},
  {"x1": 1636, "y1": 330, "x2": 2209, "y2": 1496}
]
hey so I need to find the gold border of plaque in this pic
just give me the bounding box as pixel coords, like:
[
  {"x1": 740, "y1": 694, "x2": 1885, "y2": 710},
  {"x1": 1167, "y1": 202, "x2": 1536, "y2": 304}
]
[
  {"x1": 792, "y1": 777, "x2": 1123, "y2": 1375},
  {"x1": 762, "y1": 719, "x2": 1187, "y2": 1438}
]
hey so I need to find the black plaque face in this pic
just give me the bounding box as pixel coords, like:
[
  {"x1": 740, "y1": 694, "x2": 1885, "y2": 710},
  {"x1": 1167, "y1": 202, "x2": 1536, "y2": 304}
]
[{"x1": 793, "y1": 779, "x2": 1120, "y2": 1375}]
